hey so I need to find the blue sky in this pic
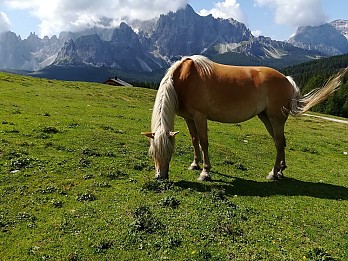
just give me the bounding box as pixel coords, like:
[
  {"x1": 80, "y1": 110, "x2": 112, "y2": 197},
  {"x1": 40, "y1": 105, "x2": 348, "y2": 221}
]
[{"x1": 0, "y1": 0, "x2": 347, "y2": 40}]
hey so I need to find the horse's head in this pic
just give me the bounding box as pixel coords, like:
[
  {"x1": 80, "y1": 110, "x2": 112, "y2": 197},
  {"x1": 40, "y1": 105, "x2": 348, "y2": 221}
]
[{"x1": 142, "y1": 131, "x2": 179, "y2": 179}]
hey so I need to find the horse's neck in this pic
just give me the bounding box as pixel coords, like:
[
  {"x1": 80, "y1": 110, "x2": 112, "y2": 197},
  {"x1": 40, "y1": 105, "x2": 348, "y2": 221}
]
[{"x1": 151, "y1": 78, "x2": 178, "y2": 133}]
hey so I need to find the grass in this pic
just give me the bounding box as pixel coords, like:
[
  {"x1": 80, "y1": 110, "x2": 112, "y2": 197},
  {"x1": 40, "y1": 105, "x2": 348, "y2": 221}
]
[{"x1": 0, "y1": 72, "x2": 347, "y2": 260}]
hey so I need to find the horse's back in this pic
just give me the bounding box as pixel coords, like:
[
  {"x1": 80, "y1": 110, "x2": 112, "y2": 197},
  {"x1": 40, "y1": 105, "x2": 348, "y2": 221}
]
[{"x1": 175, "y1": 59, "x2": 294, "y2": 123}]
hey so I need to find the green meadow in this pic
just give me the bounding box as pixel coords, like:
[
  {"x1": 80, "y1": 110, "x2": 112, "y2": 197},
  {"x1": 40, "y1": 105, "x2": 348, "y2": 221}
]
[{"x1": 0, "y1": 72, "x2": 347, "y2": 260}]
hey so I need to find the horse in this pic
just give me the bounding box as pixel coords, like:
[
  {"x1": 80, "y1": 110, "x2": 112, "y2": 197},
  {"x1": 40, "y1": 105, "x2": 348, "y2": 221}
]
[{"x1": 142, "y1": 55, "x2": 347, "y2": 181}]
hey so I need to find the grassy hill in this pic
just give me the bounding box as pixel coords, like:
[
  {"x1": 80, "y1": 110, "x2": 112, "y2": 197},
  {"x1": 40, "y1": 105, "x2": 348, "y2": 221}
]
[{"x1": 0, "y1": 72, "x2": 347, "y2": 260}]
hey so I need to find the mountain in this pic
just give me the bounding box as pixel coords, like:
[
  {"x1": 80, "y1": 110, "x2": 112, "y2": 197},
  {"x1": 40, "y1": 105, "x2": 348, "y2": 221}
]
[
  {"x1": 330, "y1": 20, "x2": 348, "y2": 40},
  {"x1": 53, "y1": 23, "x2": 166, "y2": 72},
  {"x1": 1, "y1": 4, "x2": 345, "y2": 82},
  {"x1": 0, "y1": 31, "x2": 66, "y2": 71},
  {"x1": 148, "y1": 5, "x2": 252, "y2": 60},
  {"x1": 289, "y1": 20, "x2": 348, "y2": 56},
  {"x1": 40, "y1": 4, "x2": 326, "y2": 81},
  {"x1": 0, "y1": 32, "x2": 32, "y2": 70},
  {"x1": 207, "y1": 35, "x2": 323, "y2": 68}
]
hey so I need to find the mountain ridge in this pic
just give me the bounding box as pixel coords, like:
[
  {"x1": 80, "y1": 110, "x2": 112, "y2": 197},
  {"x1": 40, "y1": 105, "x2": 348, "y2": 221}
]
[
  {"x1": 289, "y1": 21, "x2": 348, "y2": 56},
  {"x1": 1, "y1": 4, "x2": 347, "y2": 82}
]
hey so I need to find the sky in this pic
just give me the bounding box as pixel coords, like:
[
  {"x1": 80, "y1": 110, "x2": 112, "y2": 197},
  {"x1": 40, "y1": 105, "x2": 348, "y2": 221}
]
[{"x1": 0, "y1": 0, "x2": 347, "y2": 41}]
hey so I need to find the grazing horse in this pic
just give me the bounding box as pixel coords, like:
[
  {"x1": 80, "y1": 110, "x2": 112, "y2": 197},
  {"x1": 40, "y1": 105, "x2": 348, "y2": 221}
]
[{"x1": 143, "y1": 55, "x2": 347, "y2": 181}]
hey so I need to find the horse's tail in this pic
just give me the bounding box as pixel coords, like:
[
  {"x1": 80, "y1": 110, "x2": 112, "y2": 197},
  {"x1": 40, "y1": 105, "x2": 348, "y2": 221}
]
[{"x1": 287, "y1": 68, "x2": 348, "y2": 116}]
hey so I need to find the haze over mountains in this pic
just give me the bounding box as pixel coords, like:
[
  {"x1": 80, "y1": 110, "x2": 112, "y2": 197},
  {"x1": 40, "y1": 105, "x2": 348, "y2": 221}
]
[{"x1": 0, "y1": 4, "x2": 347, "y2": 82}]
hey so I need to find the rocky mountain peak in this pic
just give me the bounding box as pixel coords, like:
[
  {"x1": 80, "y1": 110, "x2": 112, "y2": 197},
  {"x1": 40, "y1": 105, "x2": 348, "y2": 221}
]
[
  {"x1": 289, "y1": 23, "x2": 348, "y2": 56},
  {"x1": 330, "y1": 19, "x2": 348, "y2": 40},
  {"x1": 150, "y1": 4, "x2": 252, "y2": 59},
  {"x1": 111, "y1": 22, "x2": 140, "y2": 44}
]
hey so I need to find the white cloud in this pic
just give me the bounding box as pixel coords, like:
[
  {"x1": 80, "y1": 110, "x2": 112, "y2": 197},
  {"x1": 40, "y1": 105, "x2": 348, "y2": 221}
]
[
  {"x1": 255, "y1": 0, "x2": 327, "y2": 27},
  {"x1": 199, "y1": 0, "x2": 246, "y2": 23},
  {"x1": 0, "y1": 11, "x2": 11, "y2": 33},
  {"x1": 251, "y1": 29, "x2": 262, "y2": 37},
  {"x1": 1, "y1": 0, "x2": 188, "y2": 37}
]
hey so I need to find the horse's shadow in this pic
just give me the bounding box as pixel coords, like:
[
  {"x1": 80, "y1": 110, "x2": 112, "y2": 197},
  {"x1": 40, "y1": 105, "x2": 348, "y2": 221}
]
[{"x1": 175, "y1": 171, "x2": 348, "y2": 200}]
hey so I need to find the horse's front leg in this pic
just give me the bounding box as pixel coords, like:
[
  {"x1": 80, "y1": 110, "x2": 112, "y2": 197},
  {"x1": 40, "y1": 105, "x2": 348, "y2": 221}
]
[
  {"x1": 193, "y1": 115, "x2": 211, "y2": 181},
  {"x1": 185, "y1": 118, "x2": 202, "y2": 170}
]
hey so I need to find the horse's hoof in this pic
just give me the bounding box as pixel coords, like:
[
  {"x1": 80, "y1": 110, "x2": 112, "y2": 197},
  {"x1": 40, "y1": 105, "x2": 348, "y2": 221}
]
[
  {"x1": 197, "y1": 173, "x2": 212, "y2": 182},
  {"x1": 155, "y1": 174, "x2": 168, "y2": 180},
  {"x1": 266, "y1": 171, "x2": 284, "y2": 180},
  {"x1": 266, "y1": 172, "x2": 278, "y2": 180},
  {"x1": 277, "y1": 172, "x2": 284, "y2": 179},
  {"x1": 188, "y1": 165, "x2": 201, "y2": 171}
]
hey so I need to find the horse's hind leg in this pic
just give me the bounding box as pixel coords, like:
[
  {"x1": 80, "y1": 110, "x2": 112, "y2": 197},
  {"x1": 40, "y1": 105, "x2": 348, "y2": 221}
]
[
  {"x1": 259, "y1": 112, "x2": 287, "y2": 180},
  {"x1": 258, "y1": 112, "x2": 274, "y2": 139},
  {"x1": 185, "y1": 118, "x2": 201, "y2": 170},
  {"x1": 267, "y1": 117, "x2": 287, "y2": 180},
  {"x1": 192, "y1": 114, "x2": 211, "y2": 181}
]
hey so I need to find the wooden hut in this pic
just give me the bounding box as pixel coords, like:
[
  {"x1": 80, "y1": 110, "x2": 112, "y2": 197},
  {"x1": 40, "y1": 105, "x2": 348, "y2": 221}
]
[{"x1": 103, "y1": 77, "x2": 133, "y2": 87}]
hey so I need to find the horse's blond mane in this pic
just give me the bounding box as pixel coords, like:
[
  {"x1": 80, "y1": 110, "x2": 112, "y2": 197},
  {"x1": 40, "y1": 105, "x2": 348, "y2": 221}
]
[
  {"x1": 188, "y1": 55, "x2": 213, "y2": 76},
  {"x1": 149, "y1": 59, "x2": 180, "y2": 165},
  {"x1": 149, "y1": 55, "x2": 213, "y2": 166}
]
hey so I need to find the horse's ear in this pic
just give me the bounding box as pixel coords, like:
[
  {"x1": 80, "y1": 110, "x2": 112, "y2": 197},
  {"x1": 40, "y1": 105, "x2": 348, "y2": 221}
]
[
  {"x1": 141, "y1": 132, "x2": 155, "y2": 139},
  {"x1": 168, "y1": 131, "x2": 179, "y2": 137}
]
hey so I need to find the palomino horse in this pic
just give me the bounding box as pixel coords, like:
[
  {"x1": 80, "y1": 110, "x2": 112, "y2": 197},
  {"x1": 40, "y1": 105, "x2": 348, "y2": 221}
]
[{"x1": 143, "y1": 55, "x2": 347, "y2": 181}]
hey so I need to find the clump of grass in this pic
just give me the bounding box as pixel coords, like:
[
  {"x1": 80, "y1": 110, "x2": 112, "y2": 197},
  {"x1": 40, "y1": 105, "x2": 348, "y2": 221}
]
[
  {"x1": 192, "y1": 250, "x2": 212, "y2": 260},
  {"x1": 235, "y1": 163, "x2": 248, "y2": 171},
  {"x1": 81, "y1": 148, "x2": 102, "y2": 157},
  {"x1": 216, "y1": 222, "x2": 244, "y2": 241},
  {"x1": 68, "y1": 122, "x2": 79, "y2": 128},
  {"x1": 79, "y1": 157, "x2": 91, "y2": 167},
  {"x1": 9, "y1": 155, "x2": 40, "y2": 171},
  {"x1": 12, "y1": 109, "x2": 21, "y2": 115},
  {"x1": 66, "y1": 252, "x2": 80, "y2": 261},
  {"x1": 51, "y1": 200, "x2": 63, "y2": 208},
  {"x1": 93, "y1": 182, "x2": 111, "y2": 188},
  {"x1": 76, "y1": 193, "x2": 96, "y2": 202},
  {"x1": 101, "y1": 170, "x2": 128, "y2": 180},
  {"x1": 159, "y1": 196, "x2": 180, "y2": 209},
  {"x1": 306, "y1": 247, "x2": 337, "y2": 261},
  {"x1": 10, "y1": 157, "x2": 32, "y2": 170},
  {"x1": 37, "y1": 186, "x2": 59, "y2": 194},
  {"x1": 100, "y1": 125, "x2": 114, "y2": 131},
  {"x1": 301, "y1": 147, "x2": 319, "y2": 155},
  {"x1": 83, "y1": 174, "x2": 94, "y2": 180},
  {"x1": 16, "y1": 212, "x2": 36, "y2": 223},
  {"x1": 133, "y1": 161, "x2": 149, "y2": 171},
  {"x1": 130, "y1": 206, "x2": 164, "y2": 233},
  {"x1": 4, "y1": 129, "x2": 20, "y2": 133},
  {"x1": 141, "y1": 180, "x2": 174, "y2": 193},
  {"x1": 210, "y1": 188, "x2": 227, "y2": 201},
  {"x1": 221, "y1": 159, "x2": 247, "y2": 171},
  {"x1": 92, "y1": 240, "x2": 114, "y2": 254},
  {"x1": 222, "y1": 159, "x2": 235, "y2": 166},
  {"x1": 40, "y1": 126, "x2": 60, "y2": 134}
]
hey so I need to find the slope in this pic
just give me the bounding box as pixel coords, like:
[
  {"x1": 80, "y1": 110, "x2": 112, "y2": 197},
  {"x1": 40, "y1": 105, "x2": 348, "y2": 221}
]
[{"x1": 0, "y1": 73, "x2": 347, "y2": 260}]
